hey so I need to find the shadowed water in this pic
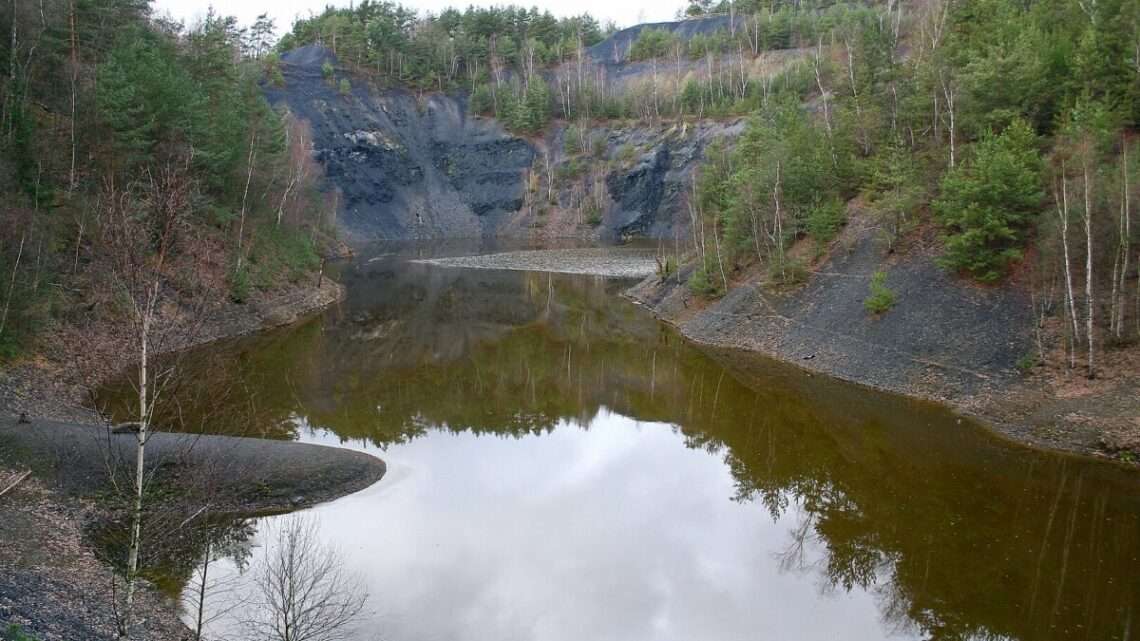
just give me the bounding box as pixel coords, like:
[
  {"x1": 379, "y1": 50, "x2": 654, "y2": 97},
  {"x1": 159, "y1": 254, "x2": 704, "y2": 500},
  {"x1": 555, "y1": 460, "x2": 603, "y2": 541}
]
[{"x1": 99, "y1": 244, "x2": 1140, "y2": 641}]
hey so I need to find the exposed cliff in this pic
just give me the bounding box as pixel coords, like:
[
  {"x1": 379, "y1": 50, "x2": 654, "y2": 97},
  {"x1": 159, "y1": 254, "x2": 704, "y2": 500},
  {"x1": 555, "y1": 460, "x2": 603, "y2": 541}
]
[
  {"x1": 265, "y1": 43, "x2": 757, "y2": 243},
  {"x1": 264, "y1": 46, "x2": 535, "y2": 241},
  {"x1": 504, "y1": 119, "x2": 743, "y2": 241}
]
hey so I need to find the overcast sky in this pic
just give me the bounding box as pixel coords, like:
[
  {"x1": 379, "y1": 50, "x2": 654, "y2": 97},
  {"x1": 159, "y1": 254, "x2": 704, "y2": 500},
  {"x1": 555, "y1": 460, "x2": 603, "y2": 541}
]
[{"x1": 152, "y1": 0, "x2": 680, "y2": 36}]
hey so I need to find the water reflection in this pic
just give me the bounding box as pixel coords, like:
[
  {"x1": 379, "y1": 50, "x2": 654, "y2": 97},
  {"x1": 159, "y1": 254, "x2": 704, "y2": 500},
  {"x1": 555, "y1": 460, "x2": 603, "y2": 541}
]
[{"x1": 99, "y1": 247, "x2": 1140, "y2": 641}]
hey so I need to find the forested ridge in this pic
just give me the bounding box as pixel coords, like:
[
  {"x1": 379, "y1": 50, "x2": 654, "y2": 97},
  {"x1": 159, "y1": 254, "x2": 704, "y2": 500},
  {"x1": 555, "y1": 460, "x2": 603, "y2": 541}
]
[
  {"x1": 2, "y1": 0, "x2": 1139, "y2": 378},
  {"x1": 0, "y1": 1, "x2": 329, "y2": 361},
  {"x1": 284, "y1": 0, "x2": 1140, "y2": 377}
]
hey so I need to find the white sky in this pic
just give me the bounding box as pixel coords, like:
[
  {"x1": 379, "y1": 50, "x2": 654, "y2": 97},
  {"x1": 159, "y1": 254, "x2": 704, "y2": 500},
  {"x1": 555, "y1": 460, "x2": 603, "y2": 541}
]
[{"x1": 152, "y1": 0, "x2": 680, "y2": 36}]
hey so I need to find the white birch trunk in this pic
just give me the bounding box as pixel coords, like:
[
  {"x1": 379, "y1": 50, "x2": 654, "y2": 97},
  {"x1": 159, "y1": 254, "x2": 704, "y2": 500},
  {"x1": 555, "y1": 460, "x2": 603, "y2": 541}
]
[{"x1": 1084, "y1": 164, "x2": 1095, "y2": 378}]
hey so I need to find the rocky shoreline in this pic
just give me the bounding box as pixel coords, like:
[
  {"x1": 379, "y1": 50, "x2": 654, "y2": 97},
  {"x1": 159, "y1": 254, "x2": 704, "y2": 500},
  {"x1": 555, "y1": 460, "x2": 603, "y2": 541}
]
[
  {"x1": 0, "y1": 421, "x2": 386, "y2": 641},
  {"x1": 0, "y1": 276, "x2": 377, "y2": 641},
  {"x1": 624, "y1": 283, "x2": 1140, "y2": 465},
  {"x1": 405, "y1": 244, "x2": 1138, "y2": 464},
  {"x1": 0, "y1": 472, "x2": 188, "y2": 641},
  {"x1": 0, "y1": 277, "x2": 344, "y2": 425}
]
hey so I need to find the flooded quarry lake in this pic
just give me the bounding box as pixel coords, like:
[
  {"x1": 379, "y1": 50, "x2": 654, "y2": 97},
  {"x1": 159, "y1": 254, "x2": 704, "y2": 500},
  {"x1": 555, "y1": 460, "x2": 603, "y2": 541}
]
[{"x1": 99, "y1": 244, "x2": 1140, "y2": 641}]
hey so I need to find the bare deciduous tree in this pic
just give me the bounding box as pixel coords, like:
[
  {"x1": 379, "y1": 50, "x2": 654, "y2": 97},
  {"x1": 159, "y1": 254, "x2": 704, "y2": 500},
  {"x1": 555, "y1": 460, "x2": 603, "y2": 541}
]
[
  {"x1": 103, "y1": 157, "x2": 196, "y2": 639},
  {"x1": 185, "y1": 518, "x2": 256, "y2": 641},
  {"x1": 247, "y1": 515, "x2": 368, "y2": 641}
]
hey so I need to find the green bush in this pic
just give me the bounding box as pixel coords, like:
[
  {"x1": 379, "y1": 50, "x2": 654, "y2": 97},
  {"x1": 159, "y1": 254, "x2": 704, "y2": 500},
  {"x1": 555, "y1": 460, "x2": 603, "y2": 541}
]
[
  {"x1": 629, "y1": 28, "x2": 679, "y2": 61},
  {"x1": 469, "y1": 83, "x2": 495, "y2": 115},
  {"x1": 206, "y1": 205, "x2": 236, "y2": 229},
  {"x1": 338, "y1": 78, "x2": 352, "y2": 95},
  {"x1": 5, "y1": 625, "x2": 39, "y2": 641},
  {"x1": 321, "y1": 61, "x2": 334, "y2": 78},
  {"x1": 768, "y1": 258, "x2": 808, "y2": 286},
  {"x1": 583, "y1": 198, "x2": 602, "y2": 226},
  {"x1": 688, "y1": 261, "x2": 723, "y2": 297},
  {"x1": 229, "y1": 265, "x2": 251, "y2": 303},
  {"x1": 806, "y1": 198, "x2": 846, "y2": 247},
  {"x1": 1016, "y1": 351, "x2": 1039, "y2": 373},
  {"x1": 687, "y1": 30, "x2": 732, "y2": 60},
  {"x1": 497, "y1": 75, "x2": 550, "y2": 134},
  {"x1": 934, "y1": 119, "x2": 1043, "y2": 282},
  {"x1": 564, "y1": 125, "x2": 582, "y2": 155},
  {"x1": 556, "y1": 159, "x2": 583, "y2": 181},
  {"x1": 264, "y1": 53, "x2": 285, "y2": 87},
  {"x1": 247, "y1": 224, "x2": 321, "y2": 290},
  {"x1": 864, "y1": 270, "x2": 897, "y2": 314},
  {"x1": 591, "y1": 134, "x2": 607, "y2": 158}
]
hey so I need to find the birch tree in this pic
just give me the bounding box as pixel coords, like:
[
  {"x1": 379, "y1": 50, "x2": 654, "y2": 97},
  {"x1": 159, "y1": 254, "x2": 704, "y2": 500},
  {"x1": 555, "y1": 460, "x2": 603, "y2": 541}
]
[
  {"x1": 1057, "y1": 98, "x2": 1114, "y2": 378},
  {"x1": 102, "y1": 156, "x2": 195, "y2": 638}
]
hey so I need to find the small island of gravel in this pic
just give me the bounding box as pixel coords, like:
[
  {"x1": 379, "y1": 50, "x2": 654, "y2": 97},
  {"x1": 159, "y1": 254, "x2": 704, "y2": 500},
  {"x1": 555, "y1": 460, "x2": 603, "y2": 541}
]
[{"x1": 413, "y1": 248, "x2": 660, "y2": 278}]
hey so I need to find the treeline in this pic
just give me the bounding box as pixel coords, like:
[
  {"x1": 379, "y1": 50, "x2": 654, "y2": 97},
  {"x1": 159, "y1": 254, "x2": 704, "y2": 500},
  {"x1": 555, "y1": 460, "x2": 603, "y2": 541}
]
[
  {"x1": 630, "y1": 3, "x2": 877, "y2": 61},
  {"x1": 686, "y1": 0, "x2": 1140, "y2": 377},
  {"x1": 284, "y1": 1, "x2": 882, "y2": 132},
  {"x1": 464, "y1": 4, "x2": 897, "y2": 132},
  {"x1": 0, "y1": 1, "x2": 327, "y2": 358},
  {"x1": 280, "y1": 2, "x2": 608, "y2": 91}
]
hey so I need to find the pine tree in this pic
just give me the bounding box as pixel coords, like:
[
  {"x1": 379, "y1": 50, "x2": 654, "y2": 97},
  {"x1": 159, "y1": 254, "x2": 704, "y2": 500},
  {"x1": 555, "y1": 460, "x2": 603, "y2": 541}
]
[{"x1": 935, "y1": 119, "x2": 1044, "y2": 282}]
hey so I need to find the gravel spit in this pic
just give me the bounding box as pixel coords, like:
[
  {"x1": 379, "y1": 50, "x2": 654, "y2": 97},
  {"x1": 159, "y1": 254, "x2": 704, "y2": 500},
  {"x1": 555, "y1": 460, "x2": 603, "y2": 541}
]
[{"x1": 415, "y1": 248, "x2": 658, "y2": 278}]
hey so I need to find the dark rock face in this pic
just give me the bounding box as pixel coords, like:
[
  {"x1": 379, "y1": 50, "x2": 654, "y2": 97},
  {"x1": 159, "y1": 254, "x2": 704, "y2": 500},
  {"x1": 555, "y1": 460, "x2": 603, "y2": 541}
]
[
  {"x1": 266, "y1": 45, "x2": 747, "y2": 242},
  {"x1": 265, "y1": 45, "x2": 534, "y2": 241},
  {"x1": 587, "y1": 15, "x2": 735, "y2": 65},
  {"x1": 586, "y1": 120, "x2": 744, "y2": 241},
  {"x1": 606, "y1": 147, "x2": 670, "y2": 236},
  {"x1": 431, "y1": 138, "x2": 533, "y2": 216}
]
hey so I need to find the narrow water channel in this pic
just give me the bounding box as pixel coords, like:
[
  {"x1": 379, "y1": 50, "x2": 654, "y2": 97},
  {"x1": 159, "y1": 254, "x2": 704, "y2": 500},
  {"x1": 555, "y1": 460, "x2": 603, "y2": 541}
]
[{"x1": 100, "y1": 244, "x2": 1140, "y2": 641}]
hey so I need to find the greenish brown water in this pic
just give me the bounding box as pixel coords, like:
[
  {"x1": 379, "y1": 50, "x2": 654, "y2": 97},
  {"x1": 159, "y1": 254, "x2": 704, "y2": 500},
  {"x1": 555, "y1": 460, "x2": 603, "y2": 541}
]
[{"x1": 98, "y1": 244, "x2": 1140, "y2": 641}]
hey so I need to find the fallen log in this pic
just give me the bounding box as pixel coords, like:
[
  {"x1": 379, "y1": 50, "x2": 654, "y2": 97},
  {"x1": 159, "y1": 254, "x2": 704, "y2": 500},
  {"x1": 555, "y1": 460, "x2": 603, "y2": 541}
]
[{"x1": 0, "y1": 470, "x2": 32, "y2": 499}]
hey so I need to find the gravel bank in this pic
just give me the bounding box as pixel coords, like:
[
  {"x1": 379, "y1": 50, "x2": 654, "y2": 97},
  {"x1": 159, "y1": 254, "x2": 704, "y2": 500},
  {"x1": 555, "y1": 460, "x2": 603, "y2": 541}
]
[
  {"x1": 0, "y1": 277, "x2": 354, "y2": 640},
  {"x1": 0, "y1": 417, "x2": 386, "y2": 513},
  {"x1": 0, "y1": 471, "x2": 186, "y2": 641},
  {"x1": 626, "y1": 213, "x2": 1140, "y2": 463},
  {"x1": 415, "y1": 248, "x2": 659, "y2": 278},
  {"x1": 628, "y1": 216, "x2": 1033, "y2": 399},
  {"x1": 0, "y1": 417, "x2": 386, "y2": 641}
]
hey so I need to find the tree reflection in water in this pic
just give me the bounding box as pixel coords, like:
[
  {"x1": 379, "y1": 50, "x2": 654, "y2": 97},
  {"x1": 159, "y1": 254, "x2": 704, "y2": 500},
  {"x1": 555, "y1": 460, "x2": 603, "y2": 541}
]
[{"x1": 99, "y1": 250, "x2": 1140, "y2": 641}]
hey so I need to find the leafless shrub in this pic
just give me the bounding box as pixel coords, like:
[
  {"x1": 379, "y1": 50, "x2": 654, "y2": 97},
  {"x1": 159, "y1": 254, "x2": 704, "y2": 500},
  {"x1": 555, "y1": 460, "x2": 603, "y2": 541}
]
[{"x1": 246, "y1": 515, "x2": 368, "y2": 641}]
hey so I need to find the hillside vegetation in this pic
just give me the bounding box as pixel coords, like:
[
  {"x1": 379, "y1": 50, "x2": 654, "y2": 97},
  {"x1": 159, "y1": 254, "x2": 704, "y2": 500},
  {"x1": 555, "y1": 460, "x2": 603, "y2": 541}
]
[
  {"x1": 3, "y1": 0, "x2": 1140, "y2": 384},
  {"x1": 0, "y1": 1, "x2": 332, "y2": 362},
  {"x1": 285, "y1": 0, "x2": 1140, "y2": 379}
]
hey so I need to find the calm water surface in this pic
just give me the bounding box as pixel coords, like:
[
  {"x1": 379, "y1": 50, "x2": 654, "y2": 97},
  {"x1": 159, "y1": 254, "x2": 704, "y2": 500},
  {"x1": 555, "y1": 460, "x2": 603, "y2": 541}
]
[{"x1": 101, "y1": 243, "x2": 1140, "y2": 641}]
